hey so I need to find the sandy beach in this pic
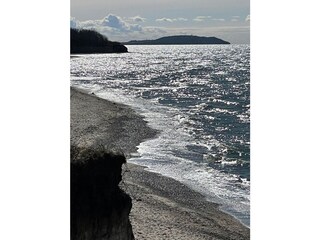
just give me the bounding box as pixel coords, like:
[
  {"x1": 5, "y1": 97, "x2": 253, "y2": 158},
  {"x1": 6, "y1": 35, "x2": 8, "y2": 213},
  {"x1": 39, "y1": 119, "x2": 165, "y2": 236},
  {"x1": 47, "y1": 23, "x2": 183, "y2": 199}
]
[
  {"x1": 71, "y1": 87, "x2": 250, "y2": 240},
  {"x1": 71, "y1": 87, "x2": 157, "y2": 155}
]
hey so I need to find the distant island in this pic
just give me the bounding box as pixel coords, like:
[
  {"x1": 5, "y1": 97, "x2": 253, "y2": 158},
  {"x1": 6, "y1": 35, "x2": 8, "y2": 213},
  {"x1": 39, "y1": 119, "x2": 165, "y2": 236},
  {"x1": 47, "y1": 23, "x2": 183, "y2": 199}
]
[
  {"x1": 71, "y1": 28, "x2": 128, "y2": 54},
  {"x1": 123, "y1": 35, "x2": 230, "y2": 45}
]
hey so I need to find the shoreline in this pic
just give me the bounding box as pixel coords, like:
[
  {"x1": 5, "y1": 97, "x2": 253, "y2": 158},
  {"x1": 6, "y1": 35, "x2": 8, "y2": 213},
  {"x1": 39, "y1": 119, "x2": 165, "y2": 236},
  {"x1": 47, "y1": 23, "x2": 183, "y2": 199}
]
[
  {"x1": 71, "y1": 86, "x2": 249, "y2": 239},
  {"x1": 71, "y1": 87, "x2": 158, "y2": 157},
  {"x1": 122, "y1": 163, "x2": 249, "y2": 239}
]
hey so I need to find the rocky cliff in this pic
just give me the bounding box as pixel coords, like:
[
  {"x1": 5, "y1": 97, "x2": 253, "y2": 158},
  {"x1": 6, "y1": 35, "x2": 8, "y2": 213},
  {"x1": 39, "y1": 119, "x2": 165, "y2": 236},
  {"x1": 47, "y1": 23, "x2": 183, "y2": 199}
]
[{"x1": 71, "y1": 146, "x2": 134, "y2": 240}]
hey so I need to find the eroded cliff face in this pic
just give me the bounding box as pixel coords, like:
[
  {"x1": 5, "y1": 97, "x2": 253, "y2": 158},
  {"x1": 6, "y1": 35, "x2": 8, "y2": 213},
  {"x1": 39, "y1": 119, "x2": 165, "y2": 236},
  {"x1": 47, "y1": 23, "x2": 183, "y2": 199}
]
[{"x1": 71, "y1": 146, "x2": 134, "y2": 240}]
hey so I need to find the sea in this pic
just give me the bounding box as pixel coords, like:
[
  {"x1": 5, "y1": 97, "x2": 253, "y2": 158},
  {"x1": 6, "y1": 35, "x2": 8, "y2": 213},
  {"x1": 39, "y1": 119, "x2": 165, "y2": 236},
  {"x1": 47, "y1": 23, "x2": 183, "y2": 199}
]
[{"x1": 70, "y1": 44, "x2": 250, "y2": 227}]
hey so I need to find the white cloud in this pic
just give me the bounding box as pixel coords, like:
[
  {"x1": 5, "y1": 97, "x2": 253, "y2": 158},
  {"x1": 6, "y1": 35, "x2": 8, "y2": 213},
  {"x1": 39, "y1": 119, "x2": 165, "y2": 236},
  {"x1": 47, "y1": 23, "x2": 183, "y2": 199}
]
[
  {"x1": 245, "y1": 15, "x2": 250, "y2": 22},
  {"x1": 80, "y1": 20, "x2": 101, "y2": 28},
  {"x1": 131, "y1": 16, "x2": 146, "y2": 22},
  {"x1": 102, "y1": 14, "x2": 128, "y2": 30},
  {"x1": 70, "y1": 17, "x2": 77, "y2": 28},
  {"x1": 193, "y1": 16, "x2": 211, "y2": 22},
  {"x1": 156, "y1": 17, "x2": 188, "y2": 23},
  {"x1": 156, "y1": 18, "x2": 173, "y2": 23},
  {"x1": 76, "y1": 14, "x2": 143, "y2": 34},
  {"x1": 72, "y1": 14, "x2": 167, "y2": 42},
  {"x1": 212, "y1": 18, "x2": 225, "y2": 22}
]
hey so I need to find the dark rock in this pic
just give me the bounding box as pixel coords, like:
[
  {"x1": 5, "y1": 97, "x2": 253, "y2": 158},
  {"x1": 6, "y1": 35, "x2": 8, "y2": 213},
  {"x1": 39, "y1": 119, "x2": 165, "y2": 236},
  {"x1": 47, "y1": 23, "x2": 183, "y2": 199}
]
[{"x1": 71, "y1": 146, "x2": 134, "y2": 240}]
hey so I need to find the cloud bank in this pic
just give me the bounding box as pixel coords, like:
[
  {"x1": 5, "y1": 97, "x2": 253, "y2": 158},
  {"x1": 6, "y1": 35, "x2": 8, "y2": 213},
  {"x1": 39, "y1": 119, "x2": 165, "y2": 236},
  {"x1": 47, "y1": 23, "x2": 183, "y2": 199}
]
[
  {"x1": 71, "y1": 13, "x2": 250, "y2": 43},
  {"x1": 72, "y1": 14, "x2": 167, "y2": 42}
]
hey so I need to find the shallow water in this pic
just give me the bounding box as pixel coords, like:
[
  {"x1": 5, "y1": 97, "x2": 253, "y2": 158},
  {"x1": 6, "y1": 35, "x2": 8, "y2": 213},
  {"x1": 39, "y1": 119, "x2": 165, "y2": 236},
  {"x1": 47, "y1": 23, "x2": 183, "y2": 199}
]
[{"x1": 71, "y1": 44, "x2": 250, "y2": 226}]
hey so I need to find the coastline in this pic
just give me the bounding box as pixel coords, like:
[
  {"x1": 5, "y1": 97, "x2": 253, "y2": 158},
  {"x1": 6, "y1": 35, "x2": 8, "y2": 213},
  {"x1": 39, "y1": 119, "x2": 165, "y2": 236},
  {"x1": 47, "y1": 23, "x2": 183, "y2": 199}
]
[
  {"x1": 71, "y1": 87, "x2": 158, "y2": 156},
  {"x1": 71, "y1": 87, "x2": 249, "y2": 239}
]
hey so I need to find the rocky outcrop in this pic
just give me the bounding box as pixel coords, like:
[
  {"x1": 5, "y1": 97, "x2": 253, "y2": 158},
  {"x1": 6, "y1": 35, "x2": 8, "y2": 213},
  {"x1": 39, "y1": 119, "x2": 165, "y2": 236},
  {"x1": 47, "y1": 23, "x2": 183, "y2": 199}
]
[
  {"x1": 71, "y1": 28, "x2": 128, "y2": 54},
  {"x1": 71, "y1": 146, "x2": 134, "y2": 240}
]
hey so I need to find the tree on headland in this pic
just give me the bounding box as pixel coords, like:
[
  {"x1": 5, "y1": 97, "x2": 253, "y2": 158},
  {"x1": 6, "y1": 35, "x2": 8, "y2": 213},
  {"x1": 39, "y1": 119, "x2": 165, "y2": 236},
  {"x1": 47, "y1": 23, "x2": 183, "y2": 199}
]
[{"x1": 70, "y1": 28, "x2": 128, "y2": 54}]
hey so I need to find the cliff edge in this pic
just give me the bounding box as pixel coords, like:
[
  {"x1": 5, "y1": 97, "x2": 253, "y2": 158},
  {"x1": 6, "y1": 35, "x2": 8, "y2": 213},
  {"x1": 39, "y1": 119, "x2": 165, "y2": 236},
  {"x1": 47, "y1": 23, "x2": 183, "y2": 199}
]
[
  {"x1": 70, "y1": 87, "x2": 158, "y2": 240},
  {"x1": 71, "y1": 146, "x2": 134, "y2": 240}
]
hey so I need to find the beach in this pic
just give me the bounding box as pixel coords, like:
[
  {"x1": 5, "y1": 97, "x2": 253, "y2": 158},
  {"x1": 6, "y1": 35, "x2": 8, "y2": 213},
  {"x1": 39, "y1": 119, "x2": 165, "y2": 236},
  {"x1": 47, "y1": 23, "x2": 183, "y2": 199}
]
[
  {"x1": 71, "y1": 87, "x2": 250, "y2": 239},
  {"x1": 71, "y1": 87, "x2": 157, "y2": 154}
]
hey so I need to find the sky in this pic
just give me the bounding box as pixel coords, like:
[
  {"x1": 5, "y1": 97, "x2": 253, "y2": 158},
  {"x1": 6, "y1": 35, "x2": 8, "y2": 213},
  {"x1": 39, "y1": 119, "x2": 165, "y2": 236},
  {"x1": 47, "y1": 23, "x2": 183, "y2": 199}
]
[{"x1": 71, "y1": 0, "x2": 250, "y2": 44}]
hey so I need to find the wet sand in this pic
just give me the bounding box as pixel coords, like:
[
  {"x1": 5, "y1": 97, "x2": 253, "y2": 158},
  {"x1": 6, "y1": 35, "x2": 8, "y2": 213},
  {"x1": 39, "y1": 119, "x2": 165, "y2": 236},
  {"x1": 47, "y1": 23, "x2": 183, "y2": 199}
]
[{"x1": 71, "y1": 87, "x2": 250, "y2": 239}]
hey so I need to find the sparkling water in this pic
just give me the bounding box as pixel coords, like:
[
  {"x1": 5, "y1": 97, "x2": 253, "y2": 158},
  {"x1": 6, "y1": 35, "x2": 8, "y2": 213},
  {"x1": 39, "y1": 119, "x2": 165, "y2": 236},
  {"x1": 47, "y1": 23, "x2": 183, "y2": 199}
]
[{"x1": 71, "y1": 44, "x2": 250, "y2": 226}]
